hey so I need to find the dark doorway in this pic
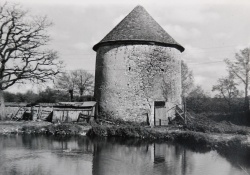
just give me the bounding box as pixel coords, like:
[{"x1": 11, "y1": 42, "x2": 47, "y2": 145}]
[{"x1": 154, "y1": 101, "x2": 167, "y2": 126}]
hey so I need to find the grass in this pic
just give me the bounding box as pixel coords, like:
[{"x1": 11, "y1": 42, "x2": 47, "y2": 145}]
[
  {"x1": 0, "y1": 121, "x2": 91, "y2": 135},
  {"x1": 185, "y1": 112, "x2": 250, "y2": 135},
  {"x1": 21, "y1": 123, "x2": 85, "y2": 135}
]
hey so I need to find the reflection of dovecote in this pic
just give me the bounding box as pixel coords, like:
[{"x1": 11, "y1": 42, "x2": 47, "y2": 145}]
[{"x1": 93, "y1": 5, "x2": 185, "y2": 126}]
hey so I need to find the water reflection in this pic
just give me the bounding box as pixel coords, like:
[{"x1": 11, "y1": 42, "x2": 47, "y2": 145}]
[
  {"x1": 0, "y1": 135, "x2": 93, "y2": 175},
  {"x1": 0, "y1": 135, "x2": 249, "y2": 175}
]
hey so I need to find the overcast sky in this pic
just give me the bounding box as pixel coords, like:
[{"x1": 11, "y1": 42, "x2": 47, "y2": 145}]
[{"x1": 5, "y1": 0, "x2": 250, "y2": 94}]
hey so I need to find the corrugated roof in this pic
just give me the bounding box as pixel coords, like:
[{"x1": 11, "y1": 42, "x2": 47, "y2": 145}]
[
  {"x1": 4, "y1": 102, "x2": 28, "y2": 107},
  {"x1": 93, "y1": 5, "x2": 184, "y2": 52},
  {"x1": 57, "y1": 102, "x2": 96, "y2": 107},
  {"x1": 37, "y1": 103, "x2": 57, "y2": 107}
]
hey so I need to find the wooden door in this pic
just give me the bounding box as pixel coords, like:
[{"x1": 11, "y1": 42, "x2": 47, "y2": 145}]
[{"x1": 154, "y1": 101, "x2": 167, "y2": 126}]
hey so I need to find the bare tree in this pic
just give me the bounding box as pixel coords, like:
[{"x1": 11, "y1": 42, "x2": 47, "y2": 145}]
[
  {"x1": 72, "y1": 69, "x2": 94, "y2": 97},
  {"x1": 212, "y1": 73, "x2": 240, "y2": 111},
  {"x1": 225, "y1": 47, "x2": 250, "y2": 111},
  {"x1": 0, "y1": 3, "x2": 63, "y2": 119},
  {"x1": 55, "y1": 72, "x2": 75, "y2": 102},
  {"x1": 188, "y1": 85, "x2": 209, "y2": 98},
  {"x1": 55, "y1": 69, "x2": 94, "y2": 102},
  {"x1": 181, "y1": 60, "x2": 194, "y2": 97}
]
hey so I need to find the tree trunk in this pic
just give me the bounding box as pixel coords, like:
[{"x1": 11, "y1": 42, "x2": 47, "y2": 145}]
[
  {"x1": 0, "y1": 89, "x2": 5, "y2": 120},
  {"x1": 245, "y1": 49, "x2": 250, "y2": 112},
  {"x1": 245, "y1": 90, "x2": 249, "y2": 111},
  {"x1": 80, "y1": 88, "x2": 83, "y2": 102},
  {"x1": 70, "y1": 92, "x2": 73, "y2": 102},
  {"x1": 69, "y1": 89, "x2": 73, "y2": 102},
  {"x1": 245, "y1": 79, "x2": 249, "y2": 112},
  {"x1": 228, "y1": 101, "x2": 231, "y2": 113}
]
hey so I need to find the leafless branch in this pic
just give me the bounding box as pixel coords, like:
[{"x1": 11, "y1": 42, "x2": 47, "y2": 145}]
[{"x1": 0, "y1": 3, "x2": 63, "y2": 91}]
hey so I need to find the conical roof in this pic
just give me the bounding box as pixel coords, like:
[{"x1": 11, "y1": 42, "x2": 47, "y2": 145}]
[{"x1": 93, "y1": 5, "x2": 184, "y2": 52}]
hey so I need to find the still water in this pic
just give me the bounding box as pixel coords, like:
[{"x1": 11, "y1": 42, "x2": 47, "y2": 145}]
[{"x1": 0, "y1": 135, "x2": 249, "y2": 175}]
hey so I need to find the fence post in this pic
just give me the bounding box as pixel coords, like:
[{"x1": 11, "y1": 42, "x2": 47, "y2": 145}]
[{"x1": 159, "y1": 119, "x2": 161, "y2": 126}]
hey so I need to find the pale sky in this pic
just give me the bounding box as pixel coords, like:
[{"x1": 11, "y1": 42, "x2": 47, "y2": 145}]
[{"x1": 5, "y1": 0, "x2": 250, "y2": 94}]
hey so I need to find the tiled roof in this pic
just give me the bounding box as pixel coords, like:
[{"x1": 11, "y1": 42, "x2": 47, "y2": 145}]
[{"x1": 93, "y1": 5, "x2": 184, "y2": 52}]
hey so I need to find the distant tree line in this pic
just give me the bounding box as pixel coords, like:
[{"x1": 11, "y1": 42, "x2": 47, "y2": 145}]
[
  {"x1": 183, "y1": 47, "x2": 250, "y2": 120},
  {"x1": 4, "y1": 86, "x2": 94, "y2": 104},
  {"x1": 2, "y1": 65, "x2": 94, "y2": 104},
  {"x1": 186, "y1": 86, "x2": 245, "y2": 113},
  {"x1": 55, "y1": 69, "x2": 94, "y2": 102}
]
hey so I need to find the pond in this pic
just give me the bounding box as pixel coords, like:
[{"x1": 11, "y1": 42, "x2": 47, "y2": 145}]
[{"x1": 0, "y1": 135, "x2": 249, "y2": 175}]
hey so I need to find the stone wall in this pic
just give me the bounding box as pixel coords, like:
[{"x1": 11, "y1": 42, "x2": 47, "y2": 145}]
[{"x1": 95, "y1": 44, "x2": 182, "y2": 124}]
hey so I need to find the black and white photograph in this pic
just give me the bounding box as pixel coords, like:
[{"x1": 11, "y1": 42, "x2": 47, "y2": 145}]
[{"x1": 0, "y1": 0, "x2": 250, "y2": 174}]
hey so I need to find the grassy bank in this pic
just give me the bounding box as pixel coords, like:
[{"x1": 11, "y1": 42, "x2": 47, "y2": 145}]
[
  {"x1": 88, "y1": 122, "x2": 250, "y2": 166},
  {"x1": 185, "y1": 113, "x2": 250, "y2": 135},
  {"x1": 0, "y1": 121, "x2": 91, "y2": 136},
  {"x1": 1, "y1": 117, "x2": 250, "y2": 164},
  {"x1": 87, "y1": 119, "x2": 250, "y2": 161}
]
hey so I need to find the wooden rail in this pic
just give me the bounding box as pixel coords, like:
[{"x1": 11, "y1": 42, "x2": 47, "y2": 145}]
[
  {"x1": 77, "y1": 108, "x2": 93, "y2": 123},
  {"x1": 175, "y1": 105, "x2": 192, "y2": 124}
]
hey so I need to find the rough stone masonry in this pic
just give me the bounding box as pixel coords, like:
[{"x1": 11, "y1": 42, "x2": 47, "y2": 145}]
[{"x1": 93, "y1": 5, "x2": 185, "y2": 125}]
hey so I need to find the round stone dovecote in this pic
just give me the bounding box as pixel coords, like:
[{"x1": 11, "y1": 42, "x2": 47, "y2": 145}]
[{"x1": 93, "y1": 5, "x2": 184, "y2": 125}]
